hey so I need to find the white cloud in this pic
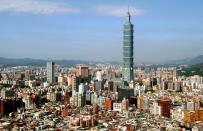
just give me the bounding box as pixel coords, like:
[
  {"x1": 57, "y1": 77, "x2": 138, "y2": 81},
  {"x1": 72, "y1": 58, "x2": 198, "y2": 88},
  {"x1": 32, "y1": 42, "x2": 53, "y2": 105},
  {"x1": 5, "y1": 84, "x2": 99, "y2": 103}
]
[
  {"x1": 95, "y1": 5, "x2": 143, "y2": 17},
  {"x1": 0, "y1": 0, "x2": 80, "y2": 15}
]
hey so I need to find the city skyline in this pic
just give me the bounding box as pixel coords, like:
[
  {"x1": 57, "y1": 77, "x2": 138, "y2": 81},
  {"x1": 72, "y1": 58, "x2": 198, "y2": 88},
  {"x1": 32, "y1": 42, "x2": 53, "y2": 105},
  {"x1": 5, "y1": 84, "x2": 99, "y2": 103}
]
[{"x1": 0, "y1": 0, "x2": 203, "y2": 63}]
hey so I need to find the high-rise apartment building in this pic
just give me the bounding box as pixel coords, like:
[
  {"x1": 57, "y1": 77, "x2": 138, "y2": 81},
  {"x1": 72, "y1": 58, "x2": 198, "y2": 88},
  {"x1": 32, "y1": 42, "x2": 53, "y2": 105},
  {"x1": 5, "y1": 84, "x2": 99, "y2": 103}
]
[
  {"x1": 76, "y1": 64, "x2": 89, "y2": 78},
  {"x1": 47, "y1": 61, "x2": 55, "y2": 83},
  {"x1": 122, "y1": 11, "x2": 134, "y2": 83},
  {"x1": 25, "y1": 70, "x2": 31, "y2": 81}
]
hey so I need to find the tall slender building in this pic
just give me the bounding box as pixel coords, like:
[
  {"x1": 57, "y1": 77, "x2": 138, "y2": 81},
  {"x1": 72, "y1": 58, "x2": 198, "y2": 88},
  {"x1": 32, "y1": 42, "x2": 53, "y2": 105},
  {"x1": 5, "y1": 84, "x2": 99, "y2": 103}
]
[
  {"x1": 122, "y1": 11, "x2": 134, "y2": 83},
  {"x1": 47, "y1": 61, "x2": 55, "y2": 83}
]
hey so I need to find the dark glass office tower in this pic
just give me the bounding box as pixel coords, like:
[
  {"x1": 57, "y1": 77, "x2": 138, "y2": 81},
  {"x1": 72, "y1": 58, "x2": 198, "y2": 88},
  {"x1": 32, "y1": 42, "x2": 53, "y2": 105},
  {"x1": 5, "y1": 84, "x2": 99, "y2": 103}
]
[{"x1": 122, "y1": 11, "x2": 134, "y2": 83}]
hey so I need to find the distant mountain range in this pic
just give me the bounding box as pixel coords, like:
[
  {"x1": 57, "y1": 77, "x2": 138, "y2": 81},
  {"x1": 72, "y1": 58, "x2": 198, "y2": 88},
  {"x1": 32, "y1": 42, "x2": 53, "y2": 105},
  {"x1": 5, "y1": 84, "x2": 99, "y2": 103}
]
[
  {"x1": 0, "y1": 57, "x2": 90, "y2": 67},
  {"x1": 0, "y1": 55, "x2": 203, "y2": 67},
  {"x1": 177, "y1": 63, "x2": 203, "y2": 77},
  {"x1": 164, "y1": 55, "x2": 203, "y2": 66},
  {"x1": 0, "y1": 57, "x2": 120, "y2": 67}
]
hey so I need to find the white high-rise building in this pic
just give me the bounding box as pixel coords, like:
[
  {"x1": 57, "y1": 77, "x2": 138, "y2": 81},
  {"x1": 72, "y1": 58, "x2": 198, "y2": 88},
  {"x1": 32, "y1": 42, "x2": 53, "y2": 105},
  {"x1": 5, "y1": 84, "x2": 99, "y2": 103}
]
[
  {"x1": 96, "y1": 71, "x2": 103, "y2": 81},
  {"x1": 47, "y1": 61, "x2": 55, "y2": 83},
  {"x1": 79, "y1": 83, "x2": 85, "y2": 95},
  {"x1": 23, "y1": 95, "x2": 34, "y2": 109}
]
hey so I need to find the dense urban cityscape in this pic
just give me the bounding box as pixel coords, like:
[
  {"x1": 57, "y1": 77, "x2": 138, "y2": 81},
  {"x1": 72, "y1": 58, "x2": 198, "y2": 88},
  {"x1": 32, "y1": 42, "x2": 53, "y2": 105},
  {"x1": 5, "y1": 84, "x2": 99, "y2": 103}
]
[{"x1": 1, "y1": 1, "x2": 203, "y2": 131}]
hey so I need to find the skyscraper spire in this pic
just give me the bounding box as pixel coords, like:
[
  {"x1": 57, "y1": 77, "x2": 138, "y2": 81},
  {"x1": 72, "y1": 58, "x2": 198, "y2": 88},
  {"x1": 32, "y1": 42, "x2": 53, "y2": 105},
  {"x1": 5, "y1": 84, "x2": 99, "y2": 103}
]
[{"x1": 126, "y1": 6, "x2": 131, "y2": 24}]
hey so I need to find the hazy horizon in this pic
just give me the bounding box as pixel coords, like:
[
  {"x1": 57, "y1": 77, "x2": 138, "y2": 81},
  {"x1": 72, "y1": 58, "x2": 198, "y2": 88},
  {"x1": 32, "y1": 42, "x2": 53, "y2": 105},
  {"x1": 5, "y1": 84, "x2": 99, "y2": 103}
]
[
  {"x1": 1, "y1": 0, "x2": 203, "y2": 63},
  {"x1": 1, "y1": 54, "x2": 202, "y2": 65}
]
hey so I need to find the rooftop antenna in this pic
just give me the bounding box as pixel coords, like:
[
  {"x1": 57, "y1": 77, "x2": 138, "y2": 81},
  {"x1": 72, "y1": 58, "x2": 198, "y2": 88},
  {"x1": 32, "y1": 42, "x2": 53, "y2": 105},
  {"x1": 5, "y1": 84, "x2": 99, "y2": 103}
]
[{"x1": 125, "y1": 5, "x2": 131, "y2": 23}]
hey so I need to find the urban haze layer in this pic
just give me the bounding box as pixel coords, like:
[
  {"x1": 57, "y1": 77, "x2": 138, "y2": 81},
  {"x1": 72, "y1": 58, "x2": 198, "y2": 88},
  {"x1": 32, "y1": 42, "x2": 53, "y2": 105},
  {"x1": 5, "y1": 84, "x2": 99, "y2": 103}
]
[{"x1": 0, "y1": 9, "x2": 203, "y2": 131}]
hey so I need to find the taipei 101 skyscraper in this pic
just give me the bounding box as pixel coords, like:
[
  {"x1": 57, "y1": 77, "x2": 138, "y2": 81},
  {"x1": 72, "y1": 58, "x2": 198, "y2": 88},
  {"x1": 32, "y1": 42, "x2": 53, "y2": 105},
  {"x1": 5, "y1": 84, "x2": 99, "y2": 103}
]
[{"x1": 122, "y1": 11, "x2": 134, "y2": 84}]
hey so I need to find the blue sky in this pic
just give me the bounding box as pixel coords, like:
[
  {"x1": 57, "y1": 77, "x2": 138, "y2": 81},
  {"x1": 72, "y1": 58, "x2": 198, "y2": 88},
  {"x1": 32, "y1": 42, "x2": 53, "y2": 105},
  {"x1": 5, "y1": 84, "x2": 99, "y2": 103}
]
[{"x1": 0, "y1": 0, "x2": 203, "y2": 63}]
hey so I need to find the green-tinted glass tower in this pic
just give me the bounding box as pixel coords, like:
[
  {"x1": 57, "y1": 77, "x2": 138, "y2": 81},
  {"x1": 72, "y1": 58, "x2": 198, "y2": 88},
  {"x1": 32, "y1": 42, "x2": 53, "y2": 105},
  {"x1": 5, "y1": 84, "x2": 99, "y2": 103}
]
[{"x1": 122, "y1": 11, "x2": 134, "y2": 83}]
